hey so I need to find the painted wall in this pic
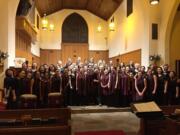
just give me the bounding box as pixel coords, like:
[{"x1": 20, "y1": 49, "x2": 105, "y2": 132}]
[
  {"x1": 40, "y1": 9, "x2": 108, "y2": 50},
  {"x1": 148, "y1": 3, "x2": 160, "y2": 56},
  {"x1": 108, "y1": 0, "x2": 150, "y2": 66},
  {"x1": 0, "y1": 0, "x2": 20, "y2": 89},
  {"x1": 170, "y1": 11, "x2": 180, "y2": 70},
  {"x1": 107, "y1": 0, "x2": 180, "y2": 67}
]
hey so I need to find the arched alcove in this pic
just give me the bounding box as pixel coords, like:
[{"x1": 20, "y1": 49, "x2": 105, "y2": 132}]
[
  {"x1": 62, "y1": 13, "x2": 88, "y2": 43},
  {"x1": 164, "y1": 0, "x2": 180, "y2": 64},
  {"x1": 170, "y1": 7, "x2": 180, "y2": 71}
]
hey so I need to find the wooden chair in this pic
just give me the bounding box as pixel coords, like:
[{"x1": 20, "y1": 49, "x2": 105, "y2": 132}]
[
  {"x1": 48, "y1": 92, "x2": 63, "y2": 108},
  {"x1": 20, "y1": 94, "x2": 37, "y2": 109}
]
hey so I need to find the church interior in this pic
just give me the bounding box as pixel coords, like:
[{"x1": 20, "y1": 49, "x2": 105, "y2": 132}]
[{"x1": 0, "y1": 0, "x2": 180, "y2": 135}]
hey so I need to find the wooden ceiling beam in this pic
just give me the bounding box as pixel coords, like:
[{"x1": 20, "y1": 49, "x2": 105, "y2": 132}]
[
  {"x1": 85, "y1": 0, "x2": 89, "y2": 9},
  {"x1": 113, "y1": 0, "x2": 120, "y2": 4},
  {"x1": 34, "y1": 0, "x2": 122, "y2": 20}
]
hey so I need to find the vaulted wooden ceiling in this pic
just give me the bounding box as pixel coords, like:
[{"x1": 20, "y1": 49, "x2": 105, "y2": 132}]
[{"x1": 35, "y1": 0, "x2": 123, "y2": 20}]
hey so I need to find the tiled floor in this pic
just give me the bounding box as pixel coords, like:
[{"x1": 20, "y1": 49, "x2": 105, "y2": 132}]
[{"x1": 71, "y1": 106, "x2": 140, "y2": 135}]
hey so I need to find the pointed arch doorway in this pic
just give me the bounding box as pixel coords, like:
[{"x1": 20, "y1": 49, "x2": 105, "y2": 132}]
[{"x1": 61, "y1": 13, "x2": 89, "y2": 64}]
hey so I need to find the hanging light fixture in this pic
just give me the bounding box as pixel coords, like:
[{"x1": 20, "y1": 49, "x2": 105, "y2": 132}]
[
  {"x1": 49, "y1": 23, "x2": 55, "y2": 31},
  {"x1": 97, "y1": 23, "x2": 102, "y2": 32},
  {"x1": 109, "y1": 17, "x2": 115, "y2": 31},
  {"x1": 109, "y1": 22, "x2": 115, "y2": 31},
  {"x1": 150, "y1": 0, "x2": 159, "y2": 5},
  {"x1": 42, "y1": 14, "x2": 48, "y2": 30}
]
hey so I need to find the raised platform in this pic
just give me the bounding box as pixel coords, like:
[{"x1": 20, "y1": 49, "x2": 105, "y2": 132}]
[{"x1": 70, "y1": 105, "x2": 131, "y2": 114}]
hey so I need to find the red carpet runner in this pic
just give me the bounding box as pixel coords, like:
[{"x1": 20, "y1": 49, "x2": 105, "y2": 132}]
[
  {"x1": 0, "y1": 102, "x2": 5, "y2": 111},
  {"x1": 75, "y1": 130, "x2": 126, "y2": 135}
]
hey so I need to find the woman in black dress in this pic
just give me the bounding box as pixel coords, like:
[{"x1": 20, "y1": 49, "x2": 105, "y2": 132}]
[
  {"x1": 168, "y1": 71, "x2": 179, "y2": 105},
  {"x1": 15, "y1": 70, "x2": 27, "y2": 108},
  {"x1": 146, "y1": 68, "x2": 157, "y2": 102},
  {"x1": 50, "y1": 70, "x2": 62, "y2": 93},
  {"x1": 108, "y1": 66, "x2": 117, "y2": 106},
  {"x1": 49, "y1": 64, "x2": 56, "y2": 78},
  {"x1": 39, "y1": 65, "x2": 45, "y2": 78},
  {"x1": 41, "y1": 72, "x2": 50, "y2": 107},
  {"x1": 63, "y1": 68, "x2": 76, "y2": 106},
  {"x1": 24, "y1": 72, "x2": 33, "y2": 94},
  {"x1": 119, "y1": 67, "x2": 130, "y2": 106},
  {"x1": 92, "y1": 67, "x2": 100, "y2": 105},
  {"x1": 156, "y1": 67, "x2": 168, "y2": 105},
  {"x1": 4, "y1": 69, "x2": 16, "y2": 109},
  {"x1": 100, "y1": 68, "x2": 110, "y2": 105},
  {"x1": 76, "y1": 67, "x2": 86, "y2": 105},
  {"x1": 32, "y1": 71, "x2": 41, "y2": 107},
  {"x1": 134, "y1": 71, "x2": 147, "y2": 102},
  {"x1": 128, "y1": 72, "x2": 135, "y2": 104}
]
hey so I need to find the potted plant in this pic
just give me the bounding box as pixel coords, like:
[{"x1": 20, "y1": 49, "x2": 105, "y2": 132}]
[
  {"x1": 149, "y1": 54, "x2": 161, "y2": 64},
  {"x1": 0, "y1": 51, "x2": 8, "y2": 66}
]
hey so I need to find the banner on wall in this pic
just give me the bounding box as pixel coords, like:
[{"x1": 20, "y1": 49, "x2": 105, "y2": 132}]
[{"x1": 14, "y1": 58, "x2": 26, "y2": 68}]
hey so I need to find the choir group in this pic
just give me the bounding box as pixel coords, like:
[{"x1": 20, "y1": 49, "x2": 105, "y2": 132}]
[{"x1": 3, "y1": 57, "x2": 180, "y2": 109}]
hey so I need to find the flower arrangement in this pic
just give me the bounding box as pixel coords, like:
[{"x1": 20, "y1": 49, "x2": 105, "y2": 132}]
[
  {"x1": 0, "y1": 50, "x2": 8, "y2": 64},
  {"x1": 149, "y1": 54, "x2": 161, "y2": 63}
]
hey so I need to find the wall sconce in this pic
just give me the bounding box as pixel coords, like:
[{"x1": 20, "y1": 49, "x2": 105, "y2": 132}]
[
  {"x1": 42, "y1": 14, "x2": 55, "y2": 31},
  {"x1": 109, "y1": 22, "x2": 115, "y2": 31},
  {"x1": 150, "y1": 0, "x2": 159, "y2": 5},
  {"x1": 109, "y1": 17, "x2": 115, "y2": 31},
  {"x1": 97, "y1": 23, "x2": 102, "y2": 32},
  {"x1": 49, "y1": 23, "x2": 55, "y2": 31}
]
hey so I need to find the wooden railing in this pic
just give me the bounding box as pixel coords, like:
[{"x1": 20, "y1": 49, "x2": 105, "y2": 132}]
[
  {"x1": 0, "y1": 108, "x2": 71, "y2": 135},
  {"x1": 16, "y1": 16, "x2": 37, "y2": 43}
]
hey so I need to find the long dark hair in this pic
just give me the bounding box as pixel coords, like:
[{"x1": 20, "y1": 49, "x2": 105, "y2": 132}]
[{"x1": 5, "y1": 69, "x2": 13, "y2": 77}]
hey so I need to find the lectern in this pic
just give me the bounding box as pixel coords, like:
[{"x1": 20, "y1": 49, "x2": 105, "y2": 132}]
[
  {"x1": 131, "y1": 101, "x2": 164, "y2": 135},
  {"x1": 132, "y1": 103, "x2": 180, "y2": 135}
]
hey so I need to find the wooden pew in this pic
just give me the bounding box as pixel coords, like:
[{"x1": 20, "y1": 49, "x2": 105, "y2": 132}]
[
  {"x1": 0, "y1": 108, "x2": 71, "y2": 135},
  {"x1": 139, "y1": 105, "x2": 180, "y2": 135}
]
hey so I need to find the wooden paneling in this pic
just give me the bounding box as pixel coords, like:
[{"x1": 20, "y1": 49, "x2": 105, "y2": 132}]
[
  {"x1": 16, "y1": 30, "x2": 40, "y2": 67},
  {"x1": 109, "y1": 49, "x2": 141, "y2": 65},
  {"x1": 16, "y1": 16, "x2": 37, "y2": 42},
  {"x1": 16, "y1": 31, "x2": 33, "y2": 65},
  {"x1": 89, "y1": 50, "x2": 109, "y2": 63},
  {"x1": 61, "y1": 43, "x2": 88, "y2": 64},
  {"x1": 40, "y1": 48, "x2": 109, "y2": 65},
  {"x1": 40, "y1": 49, "x2": 62, "y2": 65},
  {"x1": 62, "y1": 0, "x2": 87, "y2": 9},
  {"x1": 35, "y1": 0, "x2": 123, "y2": 20}
]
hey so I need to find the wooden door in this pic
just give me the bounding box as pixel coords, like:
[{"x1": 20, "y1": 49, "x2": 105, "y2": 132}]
[{"x1": 61, "y1": 43, "x2": 88, "y2": 64}]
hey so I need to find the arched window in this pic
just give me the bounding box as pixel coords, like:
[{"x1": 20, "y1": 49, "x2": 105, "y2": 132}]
[{"x1": 62, "y1": 13, "x2": 88, "y2": 43}]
